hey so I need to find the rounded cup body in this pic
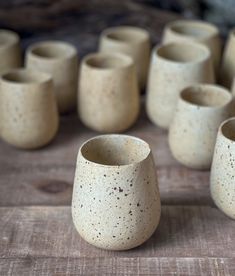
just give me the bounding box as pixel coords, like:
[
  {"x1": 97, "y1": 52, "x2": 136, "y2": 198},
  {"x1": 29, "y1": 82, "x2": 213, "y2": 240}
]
[
  {"x1": 0, "y1": 29, "x2": 22, "y2": 74},
  {"x1": 168, "y1": 84, "x2": 232, "y2": 169},
  {"x1": 78, "y1": 53, "x2": 140, "y2": 133},
  {"x1": 72, "y1": 134, "x2": 161, "y2": 250},
  {"x1": 162, "y1": 20, "x2": 221, "y2": 73},
  {"x1": 210, "y1": 118, "x2": 235, "y2": 219},
  {"x1": 99, "y1": 26, "x2": 150, "y2": 89},
  {"x1": 146, "y1": 42, "x2": 215, "y2": 129},
  {"x1": 0, "y1": 69, "x2": 59, "y2": 149},
  {"x1": 26, "y1": 41, "x2": 79, "y2": 113}
]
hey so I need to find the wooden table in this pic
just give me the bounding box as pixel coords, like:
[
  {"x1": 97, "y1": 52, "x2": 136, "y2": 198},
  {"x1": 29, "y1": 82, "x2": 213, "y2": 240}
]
[{"x1": 0, "y1": 1, "x2": 234, "y2": 275}]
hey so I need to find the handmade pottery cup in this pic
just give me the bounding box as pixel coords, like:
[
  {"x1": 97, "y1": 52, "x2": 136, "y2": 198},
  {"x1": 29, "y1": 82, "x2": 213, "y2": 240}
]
[
  {"x1": 168, "y1": 84, "x2": 232, "y2": 170},
  {"x1": 72, "y1": 134, "x2": 161, "y2": 250},
  {"x1": 220, "y1": 28, "x2": 235, "y2": 88},
  {"x1": 162, "y1": 20, "x2": 221, "y2": 73},
  {"x1": 210, "y1": 117, "x2": 235, "y2": 219},
  {"x1": 0, "y1": 29, "x2": 22, "y2": 74},
  {"x1": 26, "y1": 41, "x2": 79, "y2": 114},
  {"x1": 78, "y1": 53, "x2": 140, "y2": 133},
  {"x1": 99, "y1": 26, "x2": 150, "y2": 89},
  {"x1": 0, "y1": 69, "x2": 59, "y2": 149},
  {"x1": 146, "y1": 42, "x2": 214, "y2": 129}
]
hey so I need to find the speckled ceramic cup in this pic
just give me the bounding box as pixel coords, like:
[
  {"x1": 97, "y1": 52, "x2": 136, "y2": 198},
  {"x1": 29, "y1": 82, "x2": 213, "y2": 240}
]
[
  {"x1": 168, "y1": 84, "x2": 232, "y2": 170},
  {"x1": 162, "y1": 20, "x2": 221, "y2": 73},
  {"x1": 146, "y1": 42, "x2": 214, "y2": 129},
  {"x1": 0, "y1": 69, "x2": 59, "y2": 149},
  {"x1": 210, "y1": 117, "x2": 235, "y2": 219},
  {"x1": 26, "y1": 41, "x2": 78, "y2": 114},
  {"x1": 0, "y1": 29, "x2": 22, "y2": 74},
  {"x1": 72, "y1": 134, "x2": 161, "y2": 250},
  {"x1": 99, "y1": 26, "x2": 150, "y2": 88},
  {"x1": 220, "y1": 28, "x2": 235, "y2": 88},
  {"x1": 78, "y1": 53, "x2": 140, "y2": 133}
]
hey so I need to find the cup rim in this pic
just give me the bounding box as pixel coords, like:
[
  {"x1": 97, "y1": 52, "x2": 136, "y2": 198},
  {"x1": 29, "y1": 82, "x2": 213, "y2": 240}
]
[
  {"x1": 78, "y1": 134, "x2": 151, "y2": 168},
  {"x1": 180, "y1": 84, "x2": 232, "y2": 109},
  {"x1": 101, "y1": 25, "x2": 150, "y2": 45},
  {"x1": 154, "y1": 41, "x2": 210, "y2": 65},
  {"x1": 0, "y1": 29, "x2": 19, "y2": 49},
  {"x1": 82, "y1": 52, "x2": 134, "y2": 71},
  {"x1": 27, "y1": 40, "x2": 77, "y2": 61},
  {"x1": 219, "y1": 117, "x2": 235, "y2": 143},
  {"x1": 165, "y1": 19, "x2": 219, "y2": 39},
  {"x1": 1, "y1": 68, "x2": 52, "y2": 86}
]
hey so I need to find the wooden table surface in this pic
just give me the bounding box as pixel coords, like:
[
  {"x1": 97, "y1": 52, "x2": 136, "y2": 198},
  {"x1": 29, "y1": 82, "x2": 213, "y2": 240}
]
[{"x1": 0, "y1": 1, "x2": 234, "y2": 275}]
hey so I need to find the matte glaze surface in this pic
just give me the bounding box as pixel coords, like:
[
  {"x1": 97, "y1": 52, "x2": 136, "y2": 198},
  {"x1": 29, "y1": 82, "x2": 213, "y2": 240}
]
[
  {"x1": 26, "y1": 41, "x2": 78, "y2": 114},
  {"x1": 168, "y1": 84, "x2": 232, "y2": 170},
  {"x1": 0, "y1": 69, "x2": 59, "y2": 149},
  {"x1": 72, "y1": 134, "x2": 161, "y2": 250},
  {"x1": 78, "y1": 53, "x2": 140, "y2": 133},
  {"x1": 99, "y1": 26, "x2": 150, "y2": 89},
  {"x1": 162, "y1": 20, "x2": 221, "y2": 73},
  {"x1": 210, "y1": 117, "x2": 235, "y2": 219},
  {"x1": 146, "y1": 42, "x2": 215, "y2": 129},
  {"x1": 0, "y1": 29, "x2": 22, "y2": 74}
]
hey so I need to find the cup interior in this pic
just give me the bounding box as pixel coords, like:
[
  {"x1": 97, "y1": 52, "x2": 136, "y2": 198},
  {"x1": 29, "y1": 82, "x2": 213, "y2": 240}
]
[
  {"x1": 170, "y1": 21, "x2": 217, "y2": 38},
  {"x1": 157, "y1": 43, "x2": 208, "y2": 63},
  {"x1": 80, "y1": 135, "x2": 150, "y2": 166},
  {"x1": 105, "y1": 27, "x2": 148, "y2": 44},
  {"x1": 30, "y1": 42, "x2": 75, "y2": 59},
  {"x1": 181, "y1": 85, "x2": 231, "y2": 107},
  {"x1": 221, "y1": 119, "x2": 235, "y2": 141},
  {"x1": 2, "y1": 70, "x2": 50, "y2": 84},
  {"x1": 84, "y1": 54, "x2": 132, "y2": 69}
]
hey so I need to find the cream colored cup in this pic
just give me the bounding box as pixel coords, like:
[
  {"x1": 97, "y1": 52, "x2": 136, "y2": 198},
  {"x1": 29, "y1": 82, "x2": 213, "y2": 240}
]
[
  {"x1": 26, "y1": 41, "x2": 78, "y2": 114},
  {"x1": 168, "y1": 84, "x2": 232, "y2": 170},
  {"x1": 210, "y1": 117, "x2": 235, "y2": 219},
  {"x1": 0, "y1": 69, "x2": 59, "y2": 149},
  {"x1": 78, "y1": 53, "x2": 140, "y2": 133},
  {"x1": 99, "y1": 26, "x2": 150, "y2": 89},
  {"x1": 146, "y1": 42, "x2": 215, "y2": 129},
  {"x1": 0, "y1": 29, "x2": 22, "y2": 74},
  {"x1": 220, "y1": 28, "x2": 235, "y2": 88},
  {"x1": 162, "y1": 20, "x2": 221, "y2": 73},
  {"x1": 72, "y1": 134, "x2": 161, "y2": 250}
]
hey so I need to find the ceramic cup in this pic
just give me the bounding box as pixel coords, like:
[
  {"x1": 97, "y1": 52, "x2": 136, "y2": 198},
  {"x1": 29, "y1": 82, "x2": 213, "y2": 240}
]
[
  {"x1": 78, "y1": 53, "x2": 140, "y2": 133},
  {"x1": 26, "y1": 41, "x2": 79, "y2": 114},
  {"x1": 146, "y1": 42, "x2": 215, "y2": 129},
  {"x1": 0, "y1": 69, "x2": 59, "y2": 149},
  {"x1": 220, "y1": 28, "x2": 235, "y2": 88},
  {"x1": 99, "y1": 26, "x2": 150, "y2": 89},
  {"x1": 162, "y1": 20, "x2": 221, "y2": 74},
  {"x1": 0, "y1": 29, "x2": 22, "y2": 74},
  {"x1": 168, "y1": 84, "x2": 232, "y2": 170},
  {"x1": 210, "y1": 117, "x2": 235, "y2": 219},
  {"x1": 72, "y1": 134, "x2": 161, "y2": 250}
]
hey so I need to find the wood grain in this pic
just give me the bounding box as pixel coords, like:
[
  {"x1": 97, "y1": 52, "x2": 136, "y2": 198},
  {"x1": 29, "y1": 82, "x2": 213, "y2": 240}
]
[{"x1": 0, "y1": 206, "x2": 234, "y2": 259}]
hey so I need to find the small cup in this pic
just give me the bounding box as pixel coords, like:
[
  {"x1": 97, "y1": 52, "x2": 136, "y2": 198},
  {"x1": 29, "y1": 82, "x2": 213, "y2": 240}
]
[
  {"x1": 78, "y1": 53, "x2": 140, "y2": 133},
  {"x1": 0, "y1": 69, "x2": 59, "y2": 149},
  {"x1": 210, "y1": 118, "x2": 235, "y2": 219},
  {"x1": 162, "y1": 20, "x2": 221, "y2": 73},
  {"x1": 146, "y1": 42, "x2": 215, "y2": 129},
  {"x1": 99, "y1": 26, "x2": 151, "y2": 89},
  {"x1": 168, "y1": 84, "x2": 232, "y2": 170},
  {"x1": 0, "y1": 29, "x2": 22, "y2": 74},
  {"x1": 26, "y1": 41, "x2": 79, "y2": 114},
  {"x1": 72, "y1": 134, "x2": 161, "y2": 250},
  {"x1": 220, "y1": 28, "x2": 235, "y2": 88}
]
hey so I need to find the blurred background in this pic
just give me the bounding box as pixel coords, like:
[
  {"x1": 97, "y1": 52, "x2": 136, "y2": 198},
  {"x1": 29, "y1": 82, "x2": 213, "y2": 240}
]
[{"x1": 0, "y1": 0, "x2": 233, "y2": 56}]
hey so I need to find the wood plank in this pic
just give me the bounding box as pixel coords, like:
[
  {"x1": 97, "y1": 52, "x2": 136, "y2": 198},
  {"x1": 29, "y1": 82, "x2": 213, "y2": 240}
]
[
  {"x1": 0, "y1": 206, "x2": 234, "y2": 259},
  {"x1": 0, "y1": 257, "x2": 234, "y2": 276}
]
